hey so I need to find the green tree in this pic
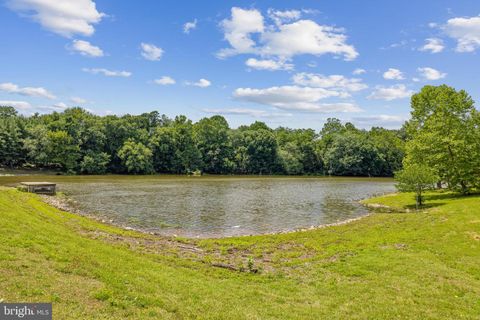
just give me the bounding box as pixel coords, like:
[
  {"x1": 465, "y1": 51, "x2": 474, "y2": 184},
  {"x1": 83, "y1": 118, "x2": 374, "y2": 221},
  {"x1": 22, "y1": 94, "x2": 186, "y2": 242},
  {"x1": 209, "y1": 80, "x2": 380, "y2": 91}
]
[
  {"x1": 368, "y1": 127, "x2": 405, "y2": 176},
  {"x1": 0, "y1": 107, "x2": 24, "y2": 167},
  {"x1": 23, "y1": 124, "x2": 50, "y2": 166},
  {"x1": 405, "y1": 85, "x2": 480, "y2": 193},
  {"x1": 323, "y1": 132, "x2": 382, "y2": 176},
  {"x1": 118, "y1": 139, "x2": 153, "y2": 174},
  {"x1": 233, "y1": 129, "x2": 278, "y2": 174},
  {"x1": 395, "y1": 163, "x2": 438, "y2": 209},
  {"x1": 80, "y1": 152, "x2": 110, "y2": 174},
  {"x1": 278, "y1": 142, "x2": 303, "y2": 174},
  {"x1": 150, "y1": 126, "x2": 177, "y2": 173},
  {"x1": 193, "y1": 116, "x2": 233, "y2": 173},
  {"x1": 46, "y1": 130, "x2": 81, "y2": 172}
]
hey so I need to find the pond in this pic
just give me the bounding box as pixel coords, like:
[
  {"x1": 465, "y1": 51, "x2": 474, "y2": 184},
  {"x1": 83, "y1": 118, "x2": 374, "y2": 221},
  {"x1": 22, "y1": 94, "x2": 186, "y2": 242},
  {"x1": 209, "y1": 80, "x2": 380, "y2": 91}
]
[{"x1": 0, "y1": 175, "x2": 395, "y2": 237}]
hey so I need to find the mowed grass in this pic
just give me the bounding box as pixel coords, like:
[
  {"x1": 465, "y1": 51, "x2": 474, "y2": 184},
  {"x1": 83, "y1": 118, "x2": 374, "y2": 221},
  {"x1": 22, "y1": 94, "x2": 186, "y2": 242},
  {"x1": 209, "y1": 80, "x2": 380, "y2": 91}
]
[{"x1": 0, "y1": 187, "x2": 480, "y2": 319}]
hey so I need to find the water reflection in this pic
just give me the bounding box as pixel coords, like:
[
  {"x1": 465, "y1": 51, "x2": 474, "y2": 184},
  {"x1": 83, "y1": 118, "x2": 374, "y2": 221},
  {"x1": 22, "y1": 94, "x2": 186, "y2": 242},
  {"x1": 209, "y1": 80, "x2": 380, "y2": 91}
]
[{"x1": 0, "y1": 176, "x2": 395, "y2": 237}]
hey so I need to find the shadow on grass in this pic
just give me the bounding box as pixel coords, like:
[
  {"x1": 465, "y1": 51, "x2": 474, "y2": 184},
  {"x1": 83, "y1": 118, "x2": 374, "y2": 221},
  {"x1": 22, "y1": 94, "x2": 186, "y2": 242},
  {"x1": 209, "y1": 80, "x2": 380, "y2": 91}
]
[
  {"x1": 404, "y1": 202, "x2": 447, "y2": 210},
  {"x1": 424, "y1": 191, "x2": 480, "y2": 201},
  {"x1": 404, "y1": 191, "x2": 480, "y2": 211}
]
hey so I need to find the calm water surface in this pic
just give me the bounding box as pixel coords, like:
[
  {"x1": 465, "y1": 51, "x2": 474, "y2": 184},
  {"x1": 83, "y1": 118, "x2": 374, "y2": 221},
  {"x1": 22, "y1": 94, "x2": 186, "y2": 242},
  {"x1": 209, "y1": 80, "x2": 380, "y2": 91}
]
[{"x1": 1, "y1": 175, "x2": 395, "y2": 237}]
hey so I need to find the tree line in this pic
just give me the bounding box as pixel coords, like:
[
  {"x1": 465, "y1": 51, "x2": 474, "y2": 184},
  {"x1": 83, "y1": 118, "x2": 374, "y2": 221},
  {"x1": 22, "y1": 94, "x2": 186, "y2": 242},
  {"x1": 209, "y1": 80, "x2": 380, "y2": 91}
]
[{"x1": 0, "y1": 106, "x2": 406, "y2": 176}]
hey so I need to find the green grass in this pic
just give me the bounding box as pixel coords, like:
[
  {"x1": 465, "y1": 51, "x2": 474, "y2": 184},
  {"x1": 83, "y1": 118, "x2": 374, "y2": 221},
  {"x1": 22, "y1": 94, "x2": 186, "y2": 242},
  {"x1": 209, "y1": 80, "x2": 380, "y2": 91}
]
[{"x1": 1, "y1": 187, "x2": 480, "y2": 319}]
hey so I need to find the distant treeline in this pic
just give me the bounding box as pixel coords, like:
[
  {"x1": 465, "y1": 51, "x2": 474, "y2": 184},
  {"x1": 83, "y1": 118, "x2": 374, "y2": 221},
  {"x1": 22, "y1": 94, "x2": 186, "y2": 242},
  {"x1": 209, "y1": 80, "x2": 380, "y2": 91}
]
[{"x1": 0, "y1": 106, "x2": 405, "y2": 176}]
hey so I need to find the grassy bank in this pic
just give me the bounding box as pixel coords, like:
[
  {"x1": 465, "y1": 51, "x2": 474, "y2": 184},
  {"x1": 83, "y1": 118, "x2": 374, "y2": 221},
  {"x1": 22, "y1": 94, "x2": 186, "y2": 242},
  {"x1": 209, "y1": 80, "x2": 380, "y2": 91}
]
[{"x1": 0, "y1": 188, "x2": 479, "y2": 319}]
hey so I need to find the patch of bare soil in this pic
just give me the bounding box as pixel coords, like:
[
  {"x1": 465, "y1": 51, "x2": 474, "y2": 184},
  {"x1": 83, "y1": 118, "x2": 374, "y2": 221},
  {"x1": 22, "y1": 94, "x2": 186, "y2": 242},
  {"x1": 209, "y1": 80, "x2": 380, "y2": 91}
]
[{"x1": 39, "y1": 194, "x2": 291, "y2": 274}]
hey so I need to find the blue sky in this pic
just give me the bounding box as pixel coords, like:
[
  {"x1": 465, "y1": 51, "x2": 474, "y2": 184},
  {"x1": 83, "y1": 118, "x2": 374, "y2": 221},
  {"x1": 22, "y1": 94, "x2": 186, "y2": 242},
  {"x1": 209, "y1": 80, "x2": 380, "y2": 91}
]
[{"x1": 0, "y1": 0, "x2": 479, "y2": 129}]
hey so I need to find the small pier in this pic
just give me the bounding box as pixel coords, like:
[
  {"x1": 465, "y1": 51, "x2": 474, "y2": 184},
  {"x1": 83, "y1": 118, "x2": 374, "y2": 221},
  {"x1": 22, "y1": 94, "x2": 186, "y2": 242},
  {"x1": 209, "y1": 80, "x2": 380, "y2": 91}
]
[{"x1": 20, "y1": 182, "x2": 57, "y2": 195}]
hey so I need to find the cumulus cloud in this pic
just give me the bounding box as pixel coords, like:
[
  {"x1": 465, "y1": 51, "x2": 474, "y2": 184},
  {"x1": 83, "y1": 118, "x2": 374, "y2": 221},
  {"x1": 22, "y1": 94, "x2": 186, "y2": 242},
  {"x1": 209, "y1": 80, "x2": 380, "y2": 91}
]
[
  {"x1": 218, "y1": 7, "x2": 358, "y2": 61},
  {"x1": 154, "y1": 76, "x2": 176, "y2": 85},
  {"x1": 203, "y1": 107, "x2": 292, "y2": 118},
  {"x1": 186, "y1": 78, "x2": 211, "y2": 88},
  {"x1": 352, "y1": 68, "x2": 366, "y2": 75},
  {"x1": 6, "y1": 0, "x2": 105, "y2": 37},
  {"x1": 233, "y1": 86, "x2": 362, "y2": 113},
  {"x1": 443, "y1": 15, "x2": 480, "y2": 52},
  {"x1": 82, "y1": 68, "x2": 131, "y2": 77},
  {"x1": 292, "y1": 73, "x2": 368, "y2": 92},
  {"x1": 260, "y1": 20, "x2": 358, "y2": 60},
  {"x1": 140, "y1": 43, "x2": 163, "y2": 61},
  {"x1": 70, "y1": 97, "x2": 87, "y2": 104},
  {"x1": 419, "y1": 38, "x2": 444, "y2": 53},
  {"x1": 218, "y1": 7, "x2": 265, "y2": 58},
  {"x1": 183, "y1": 19, "x2": 197, "y2": 34},
  {"x1": 417, "y1": 67, "x2": 446, "y2": 80},
  {"x1": 69, "y1": 39, "x2": 104, "y2": 57},
  {"x1": 383, "y1": 68, "x2": 405, "y2": 80},
  {"x1": 368, "y1": 84, "x2": 413, "y2": 101},
  {"x1": 245, "y1": 58, "x2": 294, "y2": 71},
  {"x1": 267, "y1": 9, "x2": 302, "y2": 26},
  {"x1": 0, "y1": 82, "x2": 56, "y2": 99}
]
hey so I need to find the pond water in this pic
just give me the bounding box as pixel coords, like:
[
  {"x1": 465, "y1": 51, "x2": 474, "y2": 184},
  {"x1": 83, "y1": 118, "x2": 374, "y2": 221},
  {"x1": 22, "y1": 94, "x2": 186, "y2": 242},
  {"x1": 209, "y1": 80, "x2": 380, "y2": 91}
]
[{"x1": 1, "y1": 175, "x2": 395, "y2": 237}]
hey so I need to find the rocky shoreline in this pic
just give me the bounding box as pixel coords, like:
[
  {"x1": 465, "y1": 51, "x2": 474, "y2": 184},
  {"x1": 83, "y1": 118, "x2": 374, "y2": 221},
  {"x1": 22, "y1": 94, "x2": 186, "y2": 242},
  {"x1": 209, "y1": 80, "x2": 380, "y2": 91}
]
[{"x1": 38, "y1": 191, "x2": 395, "y2": 239}]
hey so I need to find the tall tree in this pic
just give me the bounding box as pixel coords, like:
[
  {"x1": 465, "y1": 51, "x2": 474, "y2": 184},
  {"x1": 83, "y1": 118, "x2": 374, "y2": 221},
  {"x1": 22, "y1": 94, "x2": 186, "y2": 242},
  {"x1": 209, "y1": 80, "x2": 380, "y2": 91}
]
[
  {"x1": 118, "y1": 139, "x2": 153, "y2": 174},
  {"x1": 46, "y1": 130, "x2": 80, "y2": 172},
  {"x1": 193, "y1": 116, "x2": 233, "y2": 173},
  {"x1": 0, "y1": 107, "x2": 24, "y2": 167},
  {"x1": 405, "y1": 85, "x2": 480, "y2": 193},
  {"x1": 233, "y1": 129, "x2": 278, "y2": 174}
]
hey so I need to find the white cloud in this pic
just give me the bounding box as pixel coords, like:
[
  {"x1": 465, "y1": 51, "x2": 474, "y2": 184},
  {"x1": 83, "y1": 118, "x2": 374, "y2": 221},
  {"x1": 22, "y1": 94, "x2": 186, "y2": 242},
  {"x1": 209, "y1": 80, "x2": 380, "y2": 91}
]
[
  {"x1": 419, "y1": 38, "x2": 444, "y2": 53},
  {"x1": 70, "y1": 39, "x2": 104, "y2": 57},
  {"x1": 154, "y1": 76, "x2": 176, "y2": 85},
  {"x1": 187, "y1": 78, "x2": 211, "y2": 88},
  {"x1": 443, "y1": 15, "x2": 480, "y2": 52},
  {"x1": 218, "y1": 7, "x2": 358, "y2": 61},
  {"x1": 51, "y1": 102, "x2": 69, "y2": 110},
  {"x1": 70, "y1": 97, "x2": 87, "y2": 104},
  {"x1": 233, "y1": 85, "x2": 362, "y2": 113},
  {"x1": 0, "y1": 100, "x2": 78, "y2": 113},
  {"x1": 267, "y1": 9, "x2": 301, "y2": 26},
  {"x1": 260, "y1": 20, "x2": 358, "y2": 60},
  {"x1": 82, "y1": 68, "x2": 131, "y2": 77},
  {"x1": 6, "y1": 0, "x2": 105, "y2": 37},
  {"x1": 368, "y1": 84, "x2": 413, "y2": 101},
  {"x1": 0, "y1": 82, "x2": 56, "y2": 99},
  {"x1": 0, "y1": 100, "x2": 32, "y2": 110},
  {"x1": 352, "y1": 68, "x2": 366, "y2": 75},
  {"x1": 417, "y1": 67, "x2": 446, "y2": 80},
  {"x1": 292, "y1": 73, "x2": 368, "y2": 92},
  {"x1": 245, "y1": 58, "x2": 294, "y2": 71},
  {"x1": 383, "y1": 68, "x2": 404, "y2": 80},
  {"x1": 183, "y1": 19, "x2": 197, "y2": 34},
  {"x1": 351, "y1": 114, "x2": 408, "y2": 128},
  {"x1": 218, "y1": 7, "x2": 265, "y2": 58},
  {"x1": 203, "y1": 107, "x2": 292, "y2": 118},
  {"x1": 140, "y1": 43, "x2": 163, "y2": 61}
]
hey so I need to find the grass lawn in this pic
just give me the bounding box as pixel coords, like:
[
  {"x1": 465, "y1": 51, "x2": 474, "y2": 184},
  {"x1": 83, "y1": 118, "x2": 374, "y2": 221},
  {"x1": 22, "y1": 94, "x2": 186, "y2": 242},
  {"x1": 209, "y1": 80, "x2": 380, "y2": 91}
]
[{"x1": 0, "y1": 187, "x2": 479, "y2": 319}]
